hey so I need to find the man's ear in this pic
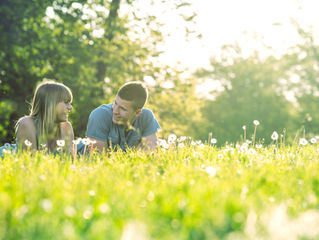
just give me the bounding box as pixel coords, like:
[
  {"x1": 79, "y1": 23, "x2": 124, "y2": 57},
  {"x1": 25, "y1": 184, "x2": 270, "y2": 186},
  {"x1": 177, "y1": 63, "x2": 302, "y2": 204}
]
[{"x1": 136, "y1": 109, "x2": 142, "y2": 116}]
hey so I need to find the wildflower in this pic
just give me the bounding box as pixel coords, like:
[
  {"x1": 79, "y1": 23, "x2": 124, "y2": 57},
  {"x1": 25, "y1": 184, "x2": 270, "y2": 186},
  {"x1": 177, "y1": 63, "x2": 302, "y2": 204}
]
[
  {"x1": 147, "y1": 191, "x2": 155, "y2": 201},
  {"x1": 168, "y1": 134, "x2": 177, "y2": 143},
  {"x1": 57, "y1": 140, "x2": 65, "y2": 147},
  {"x1": 205, "y1": 166, "x2": 217, "y2": 177},
  {"x1": 299, "y1": 138, "x2": 308, "y2": 146},
  {"x1": 24, "y1": 140, "x2": 32, "y2": 147},
  {"x1": 39, "y1": 175, "x2": 46, "y2": 181},
  {"x1": 271, "y1": 131, "x2": 279, "y2": 141},
  {"x1": 41, "y1": 199, "x2": 53, "y2": 212},
  {"x1": 72, "y1": 138, "x2": 82, "y2": 145},
  {"x1": 99, "y1": 203, "x2": 110, "y2": 214},
  {"x1": 242, "y1": 125, "x2": 246, "y2": 130},
  {"x1": 178, "y1": 143, "x2": 185, "y2": 148},
  {"x1": 89, "y1": 190, "x2": 96, "y2": 196},
  {"x1": 247, "y1": 148, "x2": 256, "y2": 155},
  {"x1": 82, "y1": 138, "x2": 91, "y2": 145},
  {"x1": 211, "y1": 138, "x2": 217, "y2": 144},
  {"x1": 83, "y1": 206, "x2": 93, "y2": 219},
  {"x1": 218, "y1": 154, "x2": 224, "y2": 159},
  {"x1": 64, "y1": 206, "x2": 76, "y2": 217},
  {"x1": 310, "y1": 138, "x2": 317, "y2": 144},
  {"x1": 177, "y1": 136, "x2": 187, "y2": 142},
  {"x1": 253, "y1": 120, "x2": 260, "y2": 126}
]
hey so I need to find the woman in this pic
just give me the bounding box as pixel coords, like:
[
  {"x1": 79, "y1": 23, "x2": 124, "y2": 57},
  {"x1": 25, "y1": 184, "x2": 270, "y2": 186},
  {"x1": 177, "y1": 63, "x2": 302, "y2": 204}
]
[{"x1": 15, "y1": 80, "x2": 74, "y2": 153}]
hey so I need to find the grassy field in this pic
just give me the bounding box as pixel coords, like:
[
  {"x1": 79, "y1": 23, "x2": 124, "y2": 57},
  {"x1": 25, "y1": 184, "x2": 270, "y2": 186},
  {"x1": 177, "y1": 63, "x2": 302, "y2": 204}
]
[{"x1": 1, "y1": 140, "x2": 319, "y2": 240}]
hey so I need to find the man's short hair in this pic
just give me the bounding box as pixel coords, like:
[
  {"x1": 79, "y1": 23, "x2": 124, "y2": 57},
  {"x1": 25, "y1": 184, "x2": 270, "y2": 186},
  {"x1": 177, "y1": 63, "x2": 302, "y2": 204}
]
[{"x1": 117, "y1": 81, "x2": 148, "y2": 110}]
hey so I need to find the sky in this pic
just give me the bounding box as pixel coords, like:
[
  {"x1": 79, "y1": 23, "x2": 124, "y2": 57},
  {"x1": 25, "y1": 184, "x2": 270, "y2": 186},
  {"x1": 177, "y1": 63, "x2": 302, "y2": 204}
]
[{"x1": 155, "y1": 0, "x2": 319, "y2": 71}]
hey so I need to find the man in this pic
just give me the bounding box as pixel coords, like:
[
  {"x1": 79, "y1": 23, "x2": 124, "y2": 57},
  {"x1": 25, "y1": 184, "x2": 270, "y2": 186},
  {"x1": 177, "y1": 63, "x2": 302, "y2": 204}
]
[{"x1": 86, "y1": 81, "x2": 160, "y2": 152}]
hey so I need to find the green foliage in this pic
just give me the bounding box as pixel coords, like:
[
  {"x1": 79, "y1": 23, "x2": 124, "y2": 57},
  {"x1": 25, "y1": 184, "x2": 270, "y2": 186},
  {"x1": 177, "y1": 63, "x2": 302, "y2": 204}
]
[
  {"x1": 0, "y1": 0, "x2": 199, "y2": 144},
  {"x1": 196, "y1": 46, "x2": 298, "y2": 145},
  {"x1": 1, "y1": 142, "x2": 319, "y2": 239}
]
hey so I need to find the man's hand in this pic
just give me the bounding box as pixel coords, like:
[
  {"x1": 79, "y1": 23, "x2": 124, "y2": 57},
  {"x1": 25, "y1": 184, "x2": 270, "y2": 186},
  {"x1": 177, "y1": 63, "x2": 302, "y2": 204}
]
[
  {"x1": 140, "y1": 133, "x2": 158, "y2": 152},
  {"x1": 88, "y1": 137, "x2": 108, "y2": 152}
]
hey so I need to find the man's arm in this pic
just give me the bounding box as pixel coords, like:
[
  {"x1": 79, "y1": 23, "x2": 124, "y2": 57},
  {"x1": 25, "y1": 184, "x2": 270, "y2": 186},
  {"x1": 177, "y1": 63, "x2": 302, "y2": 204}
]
[
  {"x1": 88, "y1": 137, "x2": 108, "y2": 152},
  {"x1": 140, "y1": 132, "x2": 158, "y2": 152}
]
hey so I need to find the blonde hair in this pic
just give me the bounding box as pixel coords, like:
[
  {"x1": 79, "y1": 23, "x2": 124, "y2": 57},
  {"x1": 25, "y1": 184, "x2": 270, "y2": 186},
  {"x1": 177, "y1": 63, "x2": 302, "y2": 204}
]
[{"x1": 16, "y1": 79, "x2": 73, "y2": 144}]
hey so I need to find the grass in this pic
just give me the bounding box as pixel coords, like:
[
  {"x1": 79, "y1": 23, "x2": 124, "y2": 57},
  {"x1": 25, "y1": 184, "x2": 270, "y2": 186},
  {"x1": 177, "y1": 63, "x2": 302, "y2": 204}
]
[{"x1": 1, "y1": 141, "x2": 319, "y2": 240}]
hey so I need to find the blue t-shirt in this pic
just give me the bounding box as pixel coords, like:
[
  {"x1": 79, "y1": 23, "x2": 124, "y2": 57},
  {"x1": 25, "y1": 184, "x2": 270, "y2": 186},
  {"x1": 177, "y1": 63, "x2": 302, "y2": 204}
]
[{"x1": 86, "y1": 104, "x2": 161, "y2": 151}]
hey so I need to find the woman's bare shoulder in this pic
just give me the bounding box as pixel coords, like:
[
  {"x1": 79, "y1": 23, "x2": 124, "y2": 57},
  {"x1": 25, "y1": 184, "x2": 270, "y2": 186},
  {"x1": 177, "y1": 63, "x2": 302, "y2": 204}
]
[
  {"x1": 17, "y1": 116, "x2": 36, "y2": 129},
  {"x1": 60, "y1": 121, "x2": 73, "y2": 133}
]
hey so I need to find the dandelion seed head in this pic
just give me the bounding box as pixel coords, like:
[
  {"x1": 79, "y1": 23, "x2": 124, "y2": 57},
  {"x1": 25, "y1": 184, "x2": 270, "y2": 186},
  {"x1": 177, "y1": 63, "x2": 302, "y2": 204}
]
[
  {"x1": 242, "y1": 125, "x2": 246, "y2": 130},
  {"x1": 41, "y1": 199, "x2": 53, "y2": 212},
  {"x1": 211, "y1": 138, "x2": 217, "y2": 144},
  {"x1": 24, "y1": 140, "x2": 32, "y2": 147},
  {"x1": 177, "y1": 136, "x2": 187, "y2": 142},
  {"x1": 310, "y1": 138, "x2": 317, "y2": 144},
  {"x1": 57, "y1": 140, "x2": 65, "y2": 147},
  {"x1": 72, "y1": 138, "x2": 81, "y2": 145},
  {"x1": 205, "y1": 166, "x2": 217, "y2": 177},
  {"x1": 178, "y1": 143, "x2": 184, "y2": 148},
  {"x1": 199, "y1": 144, "x2": 205, "y2": 149},
  {"x1": 83, "y1": 206, "x2": 93, "y2": 219},
  {"x1": 89, "y1": 190, "x2": 95, "y2": 196},
  {"x1": 256, "y1": 144, "x2": 263, "y2": 149},
  {"x1": 39, "y1": 175, "x2": 46, "y2": 181},
  {"x1": 271, "y1": 131, "x2": 279, "y2": 141},
  {"x1": 82, "y1": 138, "x2": 91, "y2": 145},
  {"x1": 253, "y1": 120, "x2": 260, "y2": 126},
  {"x1": 247, "y1": 148, "x2": 256, "y2": 155},
  {"x1": 168, "y1": 134, "x2": 177, "y2": 143},
  {"x1": 299, "y1": 138, "x2": 308, "y2": 146},
  {"x1": 218, "y1": 154, "x2": 224, "y2": 159},
  {"x1": 147, "y1": 191, "x2": 155, "y2": 201},
  {"x1": 99, "y1": 203, "x2": 110, "y2": 214},
  {"x1": 64, "y1": 206, "x2": 76, "y2": 217}
]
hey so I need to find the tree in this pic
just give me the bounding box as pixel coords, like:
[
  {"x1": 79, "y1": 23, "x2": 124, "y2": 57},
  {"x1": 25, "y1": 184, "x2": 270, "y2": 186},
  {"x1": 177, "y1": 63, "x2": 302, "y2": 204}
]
[
  {"x1": 195, "y1": 45, "x2": 296, "y2": 145},
  {"x1": 0, "y1": 0, "x2": 198, "y2": 144}
]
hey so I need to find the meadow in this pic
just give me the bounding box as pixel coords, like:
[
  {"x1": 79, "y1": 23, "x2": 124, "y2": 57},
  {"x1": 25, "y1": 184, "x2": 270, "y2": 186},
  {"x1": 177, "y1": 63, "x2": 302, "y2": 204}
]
[{"x1": 1, "y1": 136, "x2": 319, "y2": 240}]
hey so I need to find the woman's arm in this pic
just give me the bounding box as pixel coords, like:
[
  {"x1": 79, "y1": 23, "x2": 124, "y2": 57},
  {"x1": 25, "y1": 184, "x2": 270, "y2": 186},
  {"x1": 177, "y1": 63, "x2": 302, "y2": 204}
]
[
  {"x1": 16, "y1": 117, "x2": 37, "y2": 151},
  {"x1": 60, "y1": 121, "x2": 74, "y2": 154}
]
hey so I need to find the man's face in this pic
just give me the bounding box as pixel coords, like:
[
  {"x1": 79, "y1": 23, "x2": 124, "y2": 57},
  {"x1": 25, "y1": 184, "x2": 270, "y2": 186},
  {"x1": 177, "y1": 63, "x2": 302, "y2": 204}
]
[{"x1": 112, "y1": 96, "x2": 141, "y2": 126}]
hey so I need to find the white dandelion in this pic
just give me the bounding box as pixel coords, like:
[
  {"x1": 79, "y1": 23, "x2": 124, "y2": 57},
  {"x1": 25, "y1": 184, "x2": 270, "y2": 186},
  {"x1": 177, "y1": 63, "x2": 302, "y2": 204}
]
[
  {"x1": 72, "y1": 138, "x2": 82, "y2": 145},
  {"x1": 271, "y1": 131, "x2": 279, "y2": 141},
  {"x1": 211, "y1": 138, "x2": 217, "y2": 144},
  {"x1": 168, "y1": 134, "x2": 177, "y2": 144},
  {"x1": 253, "y1": 120, "x2": 260, "y2": 126},
  {"x1": 57, "y1": 140, "x2": 65, "y2": 147},
  {"x1": 24, "y1": 139, "x2": 32, "y2": 147},
  {"x1": 310, "y1": 138, "x2": 317, "y2": 144},
  {"x1": 82, "y1": 138, "x2": 91, "y2": 145},
  {"x1": 299, "y1": 138, "x2": 308, "y2": 146},
  {"x1": 205, "y1": 166, "x2": 217, "y2": 177}
]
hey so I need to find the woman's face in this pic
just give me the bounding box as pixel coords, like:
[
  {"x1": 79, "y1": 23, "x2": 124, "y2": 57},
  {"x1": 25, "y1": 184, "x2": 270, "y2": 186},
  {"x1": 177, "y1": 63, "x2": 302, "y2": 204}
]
[{"x1": 55, "y1": 101, "x2": 73, "y2": 122}]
